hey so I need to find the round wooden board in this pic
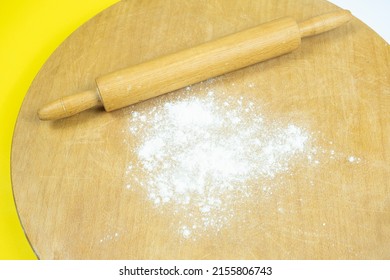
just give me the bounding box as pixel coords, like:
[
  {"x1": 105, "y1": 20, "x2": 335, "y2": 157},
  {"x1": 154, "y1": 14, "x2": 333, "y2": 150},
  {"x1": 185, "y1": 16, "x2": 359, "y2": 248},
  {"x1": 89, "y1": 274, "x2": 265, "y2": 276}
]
[{"x1": 12, "y1": 0, "x2": 390, "y2": 259}]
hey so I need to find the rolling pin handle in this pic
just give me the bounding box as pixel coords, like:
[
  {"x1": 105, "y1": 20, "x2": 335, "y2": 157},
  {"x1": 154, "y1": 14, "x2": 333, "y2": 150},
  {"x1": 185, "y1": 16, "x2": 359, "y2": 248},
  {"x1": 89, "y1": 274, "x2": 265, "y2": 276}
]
[
  {"x1": 298, "y1": 10, "x2": 352, "y2": 38},
  {"x1": 37, "y1": 89, "x2": 102, "y2": 121}
]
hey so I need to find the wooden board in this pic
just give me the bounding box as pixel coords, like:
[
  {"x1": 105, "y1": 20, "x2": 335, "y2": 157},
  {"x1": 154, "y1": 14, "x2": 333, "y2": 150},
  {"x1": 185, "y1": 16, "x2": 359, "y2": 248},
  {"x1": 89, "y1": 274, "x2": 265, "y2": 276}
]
[{"x1": 11, "y1": 0, "x2": 390, "y2": 259}]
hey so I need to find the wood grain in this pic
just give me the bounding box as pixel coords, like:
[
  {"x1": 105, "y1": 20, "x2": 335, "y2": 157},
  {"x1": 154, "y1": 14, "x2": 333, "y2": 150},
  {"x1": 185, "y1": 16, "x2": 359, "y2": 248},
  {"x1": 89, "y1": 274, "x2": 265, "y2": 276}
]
[{"x1": 11, "y1": 0, "x2": 390, "y2": 259}]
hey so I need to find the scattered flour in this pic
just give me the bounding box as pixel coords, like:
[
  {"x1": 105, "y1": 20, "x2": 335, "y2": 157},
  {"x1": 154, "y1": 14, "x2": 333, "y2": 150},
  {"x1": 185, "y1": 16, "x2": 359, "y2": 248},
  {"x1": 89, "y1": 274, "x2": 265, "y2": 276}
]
[
  {"x1": 122, "y1": 80, "x2": 361, "y2": 239},
  {"x1": 347, "y1": 155, "x2": 361, "y2": 164}
]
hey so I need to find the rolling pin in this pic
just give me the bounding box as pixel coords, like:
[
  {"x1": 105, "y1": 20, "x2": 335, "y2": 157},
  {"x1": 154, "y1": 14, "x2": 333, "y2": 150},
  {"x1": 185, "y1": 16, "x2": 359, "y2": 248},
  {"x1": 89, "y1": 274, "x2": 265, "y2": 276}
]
[{"x1": 38, "y1": 10, "x2": 352, "y2": 121}]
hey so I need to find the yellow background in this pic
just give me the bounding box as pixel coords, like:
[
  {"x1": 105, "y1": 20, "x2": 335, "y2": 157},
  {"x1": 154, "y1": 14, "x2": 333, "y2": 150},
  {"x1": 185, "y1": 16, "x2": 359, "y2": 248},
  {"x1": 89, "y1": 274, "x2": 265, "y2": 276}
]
[{"x1": 0, "y1": 0, "x2": 118, "y2": 259}]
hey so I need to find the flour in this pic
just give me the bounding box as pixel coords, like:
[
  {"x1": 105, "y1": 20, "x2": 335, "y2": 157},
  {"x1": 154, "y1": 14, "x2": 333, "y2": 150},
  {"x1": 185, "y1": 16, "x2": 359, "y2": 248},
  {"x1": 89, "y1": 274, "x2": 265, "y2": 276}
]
[
  {"x1": 122, "y1": 79, "x2": 321, "y2": 239},
  {"x1": 347, "y1": 155, "x2": 361, "y2": 164},
  {"x1": 122, "y1": 79, "x2": 363, "y2": 240}
]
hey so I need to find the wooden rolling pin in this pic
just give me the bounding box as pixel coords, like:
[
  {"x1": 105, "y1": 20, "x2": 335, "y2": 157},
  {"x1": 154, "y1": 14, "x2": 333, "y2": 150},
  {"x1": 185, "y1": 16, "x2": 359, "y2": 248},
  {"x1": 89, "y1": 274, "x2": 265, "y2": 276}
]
[{"x1": 38, "y1": 10, "x2": 352, "y2": 120}]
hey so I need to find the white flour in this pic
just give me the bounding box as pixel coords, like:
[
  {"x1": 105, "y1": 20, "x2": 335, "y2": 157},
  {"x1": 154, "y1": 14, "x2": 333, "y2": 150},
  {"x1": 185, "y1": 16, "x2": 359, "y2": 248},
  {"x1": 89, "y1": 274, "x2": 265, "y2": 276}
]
[{"x1": 122, "y1": 80, "x2": 360, "y2": 240}]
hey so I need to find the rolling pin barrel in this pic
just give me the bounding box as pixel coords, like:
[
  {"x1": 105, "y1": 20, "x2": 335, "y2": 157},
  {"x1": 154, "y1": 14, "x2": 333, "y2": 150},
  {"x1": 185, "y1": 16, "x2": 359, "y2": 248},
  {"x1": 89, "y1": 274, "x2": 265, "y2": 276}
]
[
  {"x1": 96, "y1": 17, "x2": 301, "y2": 112},
  {"x1": 38, "y1": 10, "x2": 352, "y2": 121}
]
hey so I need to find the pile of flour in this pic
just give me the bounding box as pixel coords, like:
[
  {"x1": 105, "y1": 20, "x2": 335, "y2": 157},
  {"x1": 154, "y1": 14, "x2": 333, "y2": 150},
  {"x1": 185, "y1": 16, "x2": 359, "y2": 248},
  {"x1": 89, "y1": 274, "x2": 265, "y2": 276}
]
[{"x1": 122, "y1": 81, "x2": 317, "y2": 239}]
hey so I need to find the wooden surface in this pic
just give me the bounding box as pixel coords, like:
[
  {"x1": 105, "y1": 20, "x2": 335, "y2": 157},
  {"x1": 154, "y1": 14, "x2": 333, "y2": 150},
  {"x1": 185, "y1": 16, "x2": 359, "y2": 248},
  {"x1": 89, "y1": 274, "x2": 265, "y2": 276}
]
[{"x1": 11, "y1": 0, "x2": 390, "y2": 259}]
